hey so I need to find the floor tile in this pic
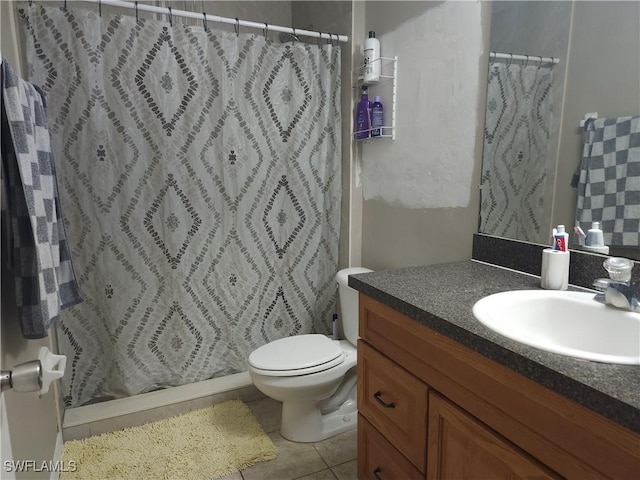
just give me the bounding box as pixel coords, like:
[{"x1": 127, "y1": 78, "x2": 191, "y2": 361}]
[
  {"x1": 331, "y1": 460, "x2": 357, "y2": 480},
  {"x1": 295, "y1": 469, "x2": 338, "y2": 480},
  {"x1": 241, "y1": 432, "x2": 328, "y2": 480},
  {"x1": 313, "y1": 429, "x2": 357, "y2": 467},
  {"x1": 246, "y1": 397, "x2": 283, "y2": 433}
]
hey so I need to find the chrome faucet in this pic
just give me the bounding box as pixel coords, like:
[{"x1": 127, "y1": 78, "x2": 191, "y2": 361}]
[{"x1": 593, "y1": 258, "x2": 640, "y2": 313}]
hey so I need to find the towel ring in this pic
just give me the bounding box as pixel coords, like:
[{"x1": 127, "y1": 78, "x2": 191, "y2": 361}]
[{"x1": 235, "y1": 18, "x2": 240, "y2": 36}]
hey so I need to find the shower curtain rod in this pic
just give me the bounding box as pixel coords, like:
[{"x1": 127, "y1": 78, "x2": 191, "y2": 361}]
[
  {"x1": 72, "y1": 0, "x2": 349, "y2": 43},
  {"x1": 490, "y1": 52, "x2": 559, "y2": 65}
]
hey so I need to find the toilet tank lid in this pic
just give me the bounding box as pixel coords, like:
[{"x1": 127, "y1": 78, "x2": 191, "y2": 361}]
[
  {"x1": 249, "y1": 334, "x2": 343, "y2": 372},
  {"x1": 336, "y1": 267, "x2": 373, "y2": 286}
]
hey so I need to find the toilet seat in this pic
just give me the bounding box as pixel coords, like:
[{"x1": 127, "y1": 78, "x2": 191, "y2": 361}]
[{"x1": 248, "y1": 334, "x2": 345, "y2": 377}]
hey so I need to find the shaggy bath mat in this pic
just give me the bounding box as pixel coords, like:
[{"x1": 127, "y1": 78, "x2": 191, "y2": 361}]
[{"x1": 61, "y1": 399, "x2": 278, "y2": 479}]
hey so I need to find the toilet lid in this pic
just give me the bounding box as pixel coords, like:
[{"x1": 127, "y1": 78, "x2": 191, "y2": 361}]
[{"x1": 249, "y1": 334, "x2": 344, "y2": 374}]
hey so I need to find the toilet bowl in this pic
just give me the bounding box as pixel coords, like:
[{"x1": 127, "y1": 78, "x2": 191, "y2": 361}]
[{"x1": 248, "y1": 267, "x2": 373, "y2": 443}]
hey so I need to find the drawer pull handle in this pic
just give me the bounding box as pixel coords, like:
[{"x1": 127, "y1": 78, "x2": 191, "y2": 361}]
[
  {"x1": 373, "y1": 467, "x2": 383, "y2": 479},
  {"x1": 373, "y1": 390, "x2": 395, "y2": 408}
]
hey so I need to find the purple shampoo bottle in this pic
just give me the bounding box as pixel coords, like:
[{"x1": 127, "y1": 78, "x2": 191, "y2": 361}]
[{"x1": 355, "y1": 87, "x2": 371, "y2": 140}]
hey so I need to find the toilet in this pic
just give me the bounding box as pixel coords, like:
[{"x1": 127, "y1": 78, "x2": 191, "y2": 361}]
[{"x1": 248, "y1": 267, "x2": 373, "y2": 443}]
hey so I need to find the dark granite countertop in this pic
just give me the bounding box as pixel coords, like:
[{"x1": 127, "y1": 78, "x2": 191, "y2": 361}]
[{"x1": 349, "y1": 260, "x2": 640, "y2": 434}]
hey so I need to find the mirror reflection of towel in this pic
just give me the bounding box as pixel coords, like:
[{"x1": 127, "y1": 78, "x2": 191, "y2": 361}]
[
  {"x1": 1, "y1": 58, "x2": 83, "y2": 339},
  {"x1": 572, "y1": 116, "x2": 640, "y2": 247}
]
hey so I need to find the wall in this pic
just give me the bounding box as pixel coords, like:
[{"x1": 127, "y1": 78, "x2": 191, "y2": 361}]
[
  {"x1": 359, "y1": 1, "x2": 490, "y2": 270},
  {"x1": 553, "y1": 0, "x2": 640, "y2": 259}
]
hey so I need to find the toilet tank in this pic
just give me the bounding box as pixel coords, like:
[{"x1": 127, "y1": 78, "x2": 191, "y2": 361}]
[{"x1": 336, "y1": 267, "x2": 373, "y2": 345}]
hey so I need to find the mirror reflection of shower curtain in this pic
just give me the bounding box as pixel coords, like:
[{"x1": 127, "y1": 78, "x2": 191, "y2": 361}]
[
  {"x1": 480, "y1": 60, "x2": 554, "y2": 243},
  {"x1": 18, "y1": 5, "x2": 342, "y2": 407}
]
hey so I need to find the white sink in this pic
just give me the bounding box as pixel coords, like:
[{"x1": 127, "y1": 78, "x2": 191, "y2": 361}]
[{"x1": 472, "y1": 290, "x2": 640, "y2": 365}]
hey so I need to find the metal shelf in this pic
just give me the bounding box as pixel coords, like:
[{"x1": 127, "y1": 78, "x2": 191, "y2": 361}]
[{"x1": 353, "y1": 56, "x2": 397, "y2": 141}]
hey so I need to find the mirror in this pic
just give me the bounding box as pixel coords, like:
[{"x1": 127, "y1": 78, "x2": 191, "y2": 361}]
[{"x1": 479, "y1": 1, "x2": 640, "y2": 260}]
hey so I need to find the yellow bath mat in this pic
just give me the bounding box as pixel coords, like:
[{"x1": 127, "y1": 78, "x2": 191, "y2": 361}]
[{"x1": 61, "y1": 399, "x2": 278, "y2": 479}]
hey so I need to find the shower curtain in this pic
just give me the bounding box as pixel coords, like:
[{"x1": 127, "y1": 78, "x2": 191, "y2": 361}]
[
  {"x1": 19, "y1": 4, "x2": 342, "y2": 407},
  {"x1": 479, "y1": 60, "x2": 553, "y2": 243}
]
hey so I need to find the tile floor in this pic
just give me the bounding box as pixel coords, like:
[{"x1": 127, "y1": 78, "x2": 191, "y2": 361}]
[{"x1": 222, "y1": 397, "x2": 358, "y2": 480}]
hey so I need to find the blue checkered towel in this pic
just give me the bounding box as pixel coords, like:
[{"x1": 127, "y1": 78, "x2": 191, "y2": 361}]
[
  {"x1": 572, "y1": 116, "x2": 640, "y2": 247},
  {"x1": 1, "y1": 58, "x2": 83, "y2": 339}
]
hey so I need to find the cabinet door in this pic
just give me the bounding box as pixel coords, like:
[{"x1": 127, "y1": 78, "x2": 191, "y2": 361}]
[
  {"x1": 427, "y1": 392, "x2": 559, "y2": 480},
  {"x1": 358, "y1": 341, "x2": 429, "y2": 472},
  {"x1": 358, "y1": 414, "x2": 423, "y2": 480}
]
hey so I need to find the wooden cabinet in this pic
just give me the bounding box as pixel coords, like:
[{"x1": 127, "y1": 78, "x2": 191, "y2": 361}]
[
  {"x1": 358, "y1": 414, "x2": 423, "y2": 480},
  {"x1": 427, "y1": 392, "x2": 558, "y2": 479},
  {"x1": 357, "y1": 293, "x2": 640, "y2": 480},
  {"x1": 358, "y1": 342, "x2": 428, "y2": 471}
]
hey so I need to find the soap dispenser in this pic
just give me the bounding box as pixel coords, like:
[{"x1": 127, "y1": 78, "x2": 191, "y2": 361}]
[{"x1": 584, "y1": 222, "x2": 609, "y2": 254}]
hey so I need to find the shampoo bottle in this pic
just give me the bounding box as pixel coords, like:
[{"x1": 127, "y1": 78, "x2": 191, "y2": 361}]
[
  {"x1": 371, "y1": 96, "x2": 383, "y2": 137},
  {"x1": 363, "y1": 31, "x2": 381, "y2": 83},
  {"x1": 355, "y1": 86, "x2": 371, "y2": 140}
]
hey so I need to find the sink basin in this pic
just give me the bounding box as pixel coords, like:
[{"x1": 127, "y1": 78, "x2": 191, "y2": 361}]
[{"x1": 472, "y1": 290, "x2": 640, "y2": 365}]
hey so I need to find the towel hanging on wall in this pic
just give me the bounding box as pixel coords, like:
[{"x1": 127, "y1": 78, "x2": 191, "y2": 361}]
[
  {"x1": 1, "y1": 58, "x2": 83, "y2": 339},
  {"x1": 572, "y1": 116, "x2": 640, "y2": 247}
]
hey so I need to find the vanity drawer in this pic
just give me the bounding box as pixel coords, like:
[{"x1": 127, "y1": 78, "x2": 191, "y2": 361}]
[
  {"x1": 358, "y1": 414, "x2": 423, "y2": 480},
  {"x1": 358, "y1": 341, "x2": 429, "y2": 472}
]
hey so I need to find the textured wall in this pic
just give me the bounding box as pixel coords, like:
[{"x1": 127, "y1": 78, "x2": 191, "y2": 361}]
[{"x1": 360, "y1": 1, "x2": 489, "y2": 270}]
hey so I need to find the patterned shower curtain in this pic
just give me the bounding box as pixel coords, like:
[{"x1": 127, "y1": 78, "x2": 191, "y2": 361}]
[
  {"x1": 19, "y1": 4, "x2": 342, "y2": 407},
  {"x1": 479, "y1": 60, "x2": 553, "y2": 243}
]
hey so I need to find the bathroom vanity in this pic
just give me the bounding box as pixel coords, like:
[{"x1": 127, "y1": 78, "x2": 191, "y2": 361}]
[{"x1": 351, "y1": 261, "x2": 640, "y2": 479}]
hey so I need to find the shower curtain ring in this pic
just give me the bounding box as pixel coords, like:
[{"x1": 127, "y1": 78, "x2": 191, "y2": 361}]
[
  {"x1": 63, "y1": 0, "x2": 67, "y2": 11},
  {"x1": 292, "y1": 28, "x2": 297, "y2": 44},
  {"x1": 167, "y1": 7, "x2": 172, "y2": 27},
  {"x1": 263, "y1": 23, "x2": 269, "y2": 39},
  {"x1": 134, "y1": 1, "x2": 139, "y2": 23},
  {"x1": 524, "y1": 55, "x2": 529, "y2": 68},
  {"x1": 317, "y1": 32, "x2": 322, "y2": 47},
  {"x1": 538, "y1": 56, "x2": 544, "y2": 68},
  {"x1": 507, "y1": 53, "x2": 513, "y2": 67},
  {"x1": 98, "y1": 0, "x2": 102, "y2": 17},
  {"x1": 235, "y1": 18, "x2": 240, "y2": 36},
  {"x1": 203, "y1": 12, "x2": 208, "y2": 31}
]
